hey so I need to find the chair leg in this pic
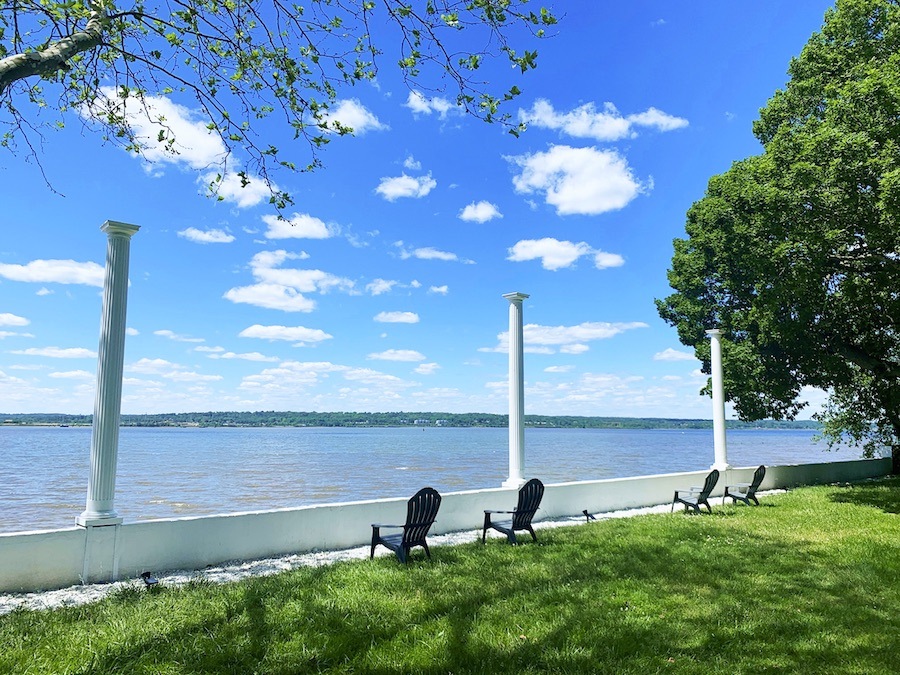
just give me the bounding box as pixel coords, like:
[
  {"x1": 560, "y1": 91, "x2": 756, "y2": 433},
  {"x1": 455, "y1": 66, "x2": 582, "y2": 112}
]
[
  {"x1": 527, "y1": 526, "x2": 537, "y2": 542},
  {"x1": 422, "y1": 542, "x2": 432, "y2": 559},
  {"x1": 370, "y1": 530, "x2": 378, "y2": 559},
  {"x1": 397, "y1": 546, "x2": 408, "y2": 564},
  {"x1": 507, "y1": 530, "x2": 517, "y2": 545},
  {"x1": 482, "y1": 512, "x2": 491, "y2": 544}
]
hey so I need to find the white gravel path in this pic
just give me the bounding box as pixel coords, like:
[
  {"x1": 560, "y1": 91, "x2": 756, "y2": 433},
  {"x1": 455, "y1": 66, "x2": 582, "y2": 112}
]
[{"x1": 0, "y1": 500, "x2": 728, "y2": 615}]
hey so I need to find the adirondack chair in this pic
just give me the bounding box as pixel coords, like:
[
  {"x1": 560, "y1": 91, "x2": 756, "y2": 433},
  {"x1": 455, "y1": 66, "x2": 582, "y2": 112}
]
[
  {"x1": 724, "y1": 465, "x2": 766, "y2": 506},
  {"x1": 370, "y1": 486, "x2": 442, "y2": 564},
  {"x1": 672, "y1": 469, "x2": 719, "y2": 514},
  {"x1": 482, "y1": 478, "x2": 545, "y2": 544}
]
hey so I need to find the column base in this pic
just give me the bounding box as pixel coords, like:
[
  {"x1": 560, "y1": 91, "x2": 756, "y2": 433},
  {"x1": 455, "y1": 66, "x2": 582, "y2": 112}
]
[
  {"x1": 502, "y1": 477, "x2": 527, "y2": 489},
  {"x1": 711, "y1": 462, "x2": 731, "y2": 472},
  {"x1": 76, "y1": 514, "x2": 123, "y2": 528}
]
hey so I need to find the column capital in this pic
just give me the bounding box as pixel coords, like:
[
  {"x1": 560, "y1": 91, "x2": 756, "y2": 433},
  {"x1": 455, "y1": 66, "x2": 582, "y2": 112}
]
[
  {"x1": 705, "y1": 328, "x2": 723, "y2": 338},
  {"x1": 101, "y1": 221, "x2": 141, "y2": 238},
  {"x1": 503, "y1": 291, "x2": 529, "y2": 303}
]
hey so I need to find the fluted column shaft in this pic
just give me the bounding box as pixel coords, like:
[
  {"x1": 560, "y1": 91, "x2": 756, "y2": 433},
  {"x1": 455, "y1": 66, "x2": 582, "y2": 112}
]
[
  {"x1": 706, "y1": 329, "x2": 730, "y2": 471},
  {"x1": 77, "y1": 221, "x2": 139, "y2": 527},
  {"x1": 502, "y1": 292, "x2": 529, "y2": 489}
]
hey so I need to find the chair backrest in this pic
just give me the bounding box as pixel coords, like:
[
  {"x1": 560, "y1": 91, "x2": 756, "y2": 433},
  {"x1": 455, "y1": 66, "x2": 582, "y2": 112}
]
[
  {"x1": 699, "y1": 469, "x2": 720, "y2": 498},
  {"x1": 403, "y1": 486, "x2": 442, "y2": 546},
  {"x1": 512, "y1": 478, "x2": 544, "y2": 529},
  {"x1": 748, "y1": 465, "x2": 766, "y2": 494}
]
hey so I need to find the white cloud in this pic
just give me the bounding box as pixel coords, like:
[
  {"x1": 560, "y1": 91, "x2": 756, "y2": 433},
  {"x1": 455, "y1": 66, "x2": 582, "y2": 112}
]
[
  {"x1": 262, "y1": 213, "x2": 337, "y2": 240},
  {"x1": 177, "y1": 226, "x2": 239, "y2": 246},
  {"x1": 404, "y1": 91, "x2": 457, "y2": 118},
  {"x1": 11, "y1": 347, "x2": 97, "y2": 358},
  {"x1": 238, "y1": 324, "x2": 333, "y2": 345},
  {"x1": 414, "y1": 362, "x2": 440, "y2": 375},
  {"x1": 429, "y1": 285, "x2": 449, "y2": 295},
  {"x1": 366, "y1": 279, "x2": 398, "y2": 296},
  {"x1": 0, "y1": 331, "x2": 35, "y2": 339},
  {"x1": 511, "y1": 145, "x2": 644, "y2": 215},
  {"x1": 154, "y1": 329, "x2": 205, "y2": 343},
  {"x1": 544, "y1": 365, "x2": 574, "y2": 373},
  {"x1": 125, "y1": 327, "x2": 139, "y2": 336},
  {"x1": 224, "y1": 249, "x2": 354, "y2": 312},
  {"x1": 459, "y1": 201, "x2": 502, "y2": 223},
  {"x1": 653, "y1": 348, "x2": 697, "y2": 362},
  {"x1": 203, "y1": 171, "x2": 274, "y2": 208},
  {"x1": 36, "y1": 288, "x2": 53, "y2": 296},
  {"x1": 224, "y1": 284, "x2": 316, "y2": 312},
  {"x1": 482, "y1": 321, "x2": 648, "y2": 354},
  {"x1": 0, "y1": 260, "x2": 105, "y2": 287},
  {"x1": 0, "y1": 313, "x2": 29, "y2": 326},
  {"x1": 375, "y1": 174, "x2": 437, "y2": 201},
  {"x1": 374, "y1": 311, "x2": 420, "y2": 324},
  {"x1": 86, "y1": 87, "x2": 227, "y2": 169},
  {"x1": 404, "y1": 155, "x2": 422, "y2": 170},
  {"x1": 396, "y1": 243, "x2": 466, "y2": 263},
  {"x1": 367, "y1": 349, "x2": 427, "y2": 362},
  {"x1": 519, "y1": 99, "x2": 688, "y2": 141},
  {"x1": 48, "y1": 370, "x2": 94, "y2": 380},
  {"x1": 508, "y1": 238, "x2": 591, "y2": 271},
  {"x1": 594, "y1": 251, "x2": 625, "y2": 269},
  {"x1": 507, "y1": 238, "x2": 625, "y2": 271},
  {"x1": 207, "y1": 351, "x2": 280, "y2": 362},
  {"x1": 321, "y1": 99, "x2": 387, "y2": 134}
]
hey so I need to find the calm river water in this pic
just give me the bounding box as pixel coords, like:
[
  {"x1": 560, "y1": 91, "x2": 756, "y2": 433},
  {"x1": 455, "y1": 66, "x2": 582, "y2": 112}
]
[{"x1": 0, "y1": 425, "x2": 867, "y2": 533}]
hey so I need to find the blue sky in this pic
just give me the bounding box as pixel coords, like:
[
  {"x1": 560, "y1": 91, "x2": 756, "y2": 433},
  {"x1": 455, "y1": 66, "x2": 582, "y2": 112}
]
[{"x1": 0, "y1": 1, "x2": 836, "y2": 417}]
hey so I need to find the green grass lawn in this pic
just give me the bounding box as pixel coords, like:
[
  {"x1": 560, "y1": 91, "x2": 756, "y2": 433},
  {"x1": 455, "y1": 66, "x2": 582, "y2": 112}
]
[{"x1": 3, "y1": 478, "x2": 900, "y2": 674}]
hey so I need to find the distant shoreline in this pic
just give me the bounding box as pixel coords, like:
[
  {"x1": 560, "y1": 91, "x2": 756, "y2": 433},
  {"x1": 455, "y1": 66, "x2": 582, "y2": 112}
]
[{"x1": 0, "y1": 411, "x2": 822, "y2": 431}]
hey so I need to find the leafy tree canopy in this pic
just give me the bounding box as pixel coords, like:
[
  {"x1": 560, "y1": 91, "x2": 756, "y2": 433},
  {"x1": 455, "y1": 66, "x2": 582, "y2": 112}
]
[
  {"x1": 656, "y1": 0, "x2": 900, "y2": 466},
  {"x1": 0, "y1": 0, "x2": 556, "y2": 205}
]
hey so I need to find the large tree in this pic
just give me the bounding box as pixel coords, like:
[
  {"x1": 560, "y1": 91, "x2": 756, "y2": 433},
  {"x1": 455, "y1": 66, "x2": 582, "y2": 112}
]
[
  {"x1": 0, "y1": 0, "x2": 555, "y2": 204},
  {"x1": 657, "y1": 0, "x2": 900, "y2": 470}
]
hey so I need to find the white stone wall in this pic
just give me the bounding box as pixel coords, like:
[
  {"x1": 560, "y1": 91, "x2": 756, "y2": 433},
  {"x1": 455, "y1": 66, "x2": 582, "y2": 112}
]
[{"x1": 0, "y1": 458, "x2": 890, "y2": 593}]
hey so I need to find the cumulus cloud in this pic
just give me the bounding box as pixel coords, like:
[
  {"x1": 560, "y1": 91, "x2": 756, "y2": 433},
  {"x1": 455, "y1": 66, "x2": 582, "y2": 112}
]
[
  {"x1": 0, "y1": 260, "x2": 105, "y2": 287},
  {"x1": 0, "y1": 331, "x2": 35, "y2": 339},
  {"x1": 404, "y1": 155, "x2": 422, "y2": 170},
  {"x1": 202, "y1": 171, "x2": 274, "y2": 208},
  {"x1": 154, "y1": 329, "x2": 205, "y2": 343},
  {"x1": 224, "y1": 249, "x2": 354, "y2": 312},
  {"x1": 404, "y1": 91, "x2": 457, "y2": 118},
  {"x1": 262, "y1": 213, "x2": 337, "y2": 239},
  {"x1": 519, "y1": 99, "x2": 688, "y2": 141},
  {"x1": 11, "y1": 347, "x2": 97, "y2": 358},
  {"x1": 367, "y1": 349, "x2": 427, "y2": 362},
  {"x1": 653, "y1": 348, "x2": 697, "y2": 362},
  {"x1": 459, "y1": 201, "x2": 502, "y2": 223},
  {"x1": 510, "y1": 145, "x2": 644, "y2": 215},
  {"x1": 0, "y1": 313, "x2": 29, "y2": 327},
  {"x1": 374, "y1": 311, "x2": 420, "y2": 324},
  {"x1": 375, "y1": 174, "x2": 437, "y2": 201},
  {"x1": 507, "y1": 238, "x2": 624, "y2": 271},
  {"x1": 366, "y1": 279, "x2": 398, "y2": 296},
  {"x1": 395, "y1": 242, "x2": 470, "y2": 264},
  {"x1": 238, "y1": 324, "x2": 333, "y2": 345},
  {"x1": 544, "y1": 365, "x2": 574, "y2": 373},
  {"x1": 224, "y1": 283, "x2": 317, "y2": 312},
  {"x1": 481, "y1": 321, "x2": 647, "y2": 354},
  {"x1": 320, "y1": 99, "x2": 387, "y2": 134},
  {"x1": 429, "y1": 285, "x2": 449, "y2": 295},
  {"x1": 414, "y1": 362, "x2": 440, "y2": 375},
  {"x1": 206, "y1": 351, "x2": 279, "y2": 362},
  {"x1": 126, "y1": 327, "x2": 140, "y2": 336},
  {"x1": 49, "y1": 370, "x2": 94, "y2": 379}
]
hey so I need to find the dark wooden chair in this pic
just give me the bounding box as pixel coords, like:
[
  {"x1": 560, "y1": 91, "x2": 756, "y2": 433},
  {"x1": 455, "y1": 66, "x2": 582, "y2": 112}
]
[
  {"x1": 482, "y1": 478, "x2": 545, "y2": 544},
  {"x1": 672, "y1": 469, "x2": 719, "y2": 514},
  {"x1": 370, "y1": 486, "x2": 442, "y2": 564},
  {"x1": 724, "y1": 465, "x2": 766, "y2": 506}
]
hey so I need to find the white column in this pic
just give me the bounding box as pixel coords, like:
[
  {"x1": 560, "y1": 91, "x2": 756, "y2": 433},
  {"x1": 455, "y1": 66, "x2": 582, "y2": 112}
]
[
  {"x1": 706, "y1": 328, "x2": 730, "y2": 471},
  {"x1": 502, "y1": 292, "x2": 529, "y2": 489},
  {"x1": 77, "y1": 221, "x2": 140, "y2": 527}
]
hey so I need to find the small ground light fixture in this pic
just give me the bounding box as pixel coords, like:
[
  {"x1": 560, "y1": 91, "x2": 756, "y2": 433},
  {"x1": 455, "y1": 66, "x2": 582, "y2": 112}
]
[{"x1": 140, "y1": 571, "x2": 159, "y2": 588}]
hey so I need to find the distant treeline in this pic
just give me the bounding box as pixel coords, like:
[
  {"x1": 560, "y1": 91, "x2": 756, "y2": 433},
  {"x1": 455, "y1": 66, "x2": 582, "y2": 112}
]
[{"x1": 1, "y1": 411, "x2": 823, "y2": 430}]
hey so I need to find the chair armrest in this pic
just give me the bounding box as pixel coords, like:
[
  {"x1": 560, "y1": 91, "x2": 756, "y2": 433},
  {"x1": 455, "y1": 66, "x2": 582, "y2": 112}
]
[
  {"x1": 371, "y1": 523, "x2": 404, "y2": 529},
  {"x1": 484, "y1": 509, "x2": 514, "y2": 514}
]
